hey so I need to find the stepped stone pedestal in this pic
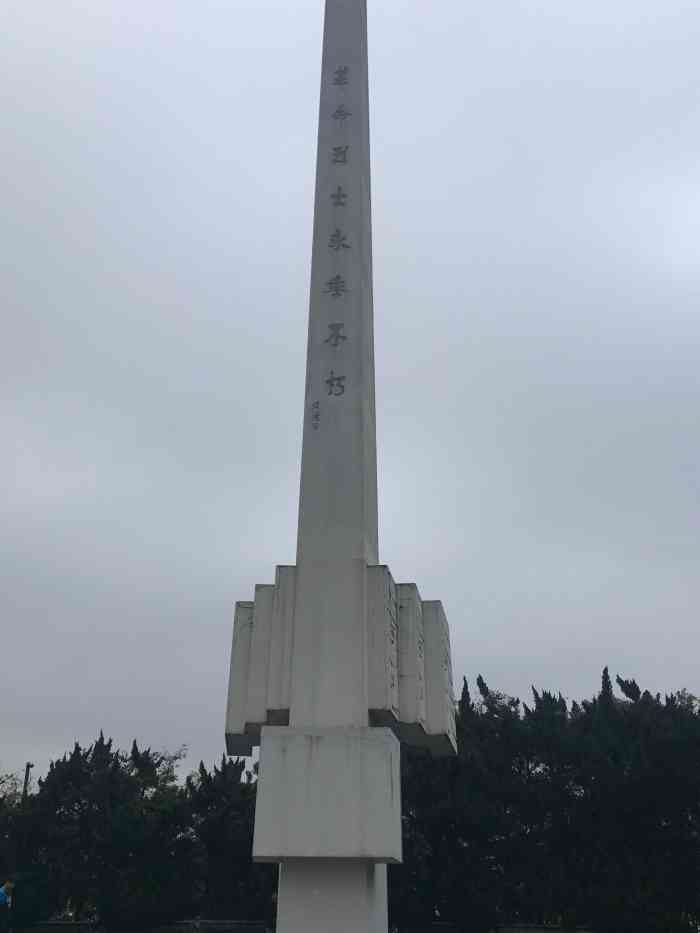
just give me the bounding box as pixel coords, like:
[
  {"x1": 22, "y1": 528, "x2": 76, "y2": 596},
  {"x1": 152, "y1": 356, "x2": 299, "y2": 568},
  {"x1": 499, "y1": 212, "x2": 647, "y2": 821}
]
[{"x1": 225, "y1": 565, "x2": 456, "y2": 761}]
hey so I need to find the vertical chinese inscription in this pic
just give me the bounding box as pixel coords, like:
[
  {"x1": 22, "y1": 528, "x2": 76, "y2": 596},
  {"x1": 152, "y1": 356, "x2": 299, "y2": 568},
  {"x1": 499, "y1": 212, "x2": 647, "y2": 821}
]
[
  {"x1": 331, "y1": 145, "x2": 349, "y2": 165},
  {"x1": 328, "y1": 228, "x2": 350, "y2": 251},
  {"x1": 325, "y1": 371, "x2": 346, "y2": 396},
  {"x1": 417, "y1": 629, "x2": 426, "y2": 711},
  {"x1": 332, "y1": 104, "x2": 351, "y2": 123},
  {"x1": 324, "y1": 274, "x2": 347, "y2": 298},
  {"x1": 318, "y1": 64, "x2": 352, "y2": 407},
  {"x1": 332, "y1": 65, "x2": 349, "y2": 86},
  {"x1": 331, "y1": 186, "x2": 348, "y2": 207},
  {"x1": 325, "y1": 323, "x2": 347, "y2": 348}
]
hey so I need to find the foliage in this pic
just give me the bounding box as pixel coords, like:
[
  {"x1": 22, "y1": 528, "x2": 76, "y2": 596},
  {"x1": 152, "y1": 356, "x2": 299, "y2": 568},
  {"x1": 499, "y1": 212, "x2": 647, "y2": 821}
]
[
  {"x1": 0, "y1": 770, "x2": 20, "y2": 880},
  {"x1": 392, "y1": 669, "x2": 700, "y2": 933},
  {"x1": 28, "y1": 735, "x2": 196, "y2": 929},
  {"x1": 186, "y1": 757, "x2": 277, "y2": 926},
  {"x1": 0, "y1": 772, "x2": 20, "y2": 808},
  {"x1": 7, "y1": 670, "x2": 700, "y2": 932},
  {"x1": 1, "y1": 770, "x2": 51, "y2": 926}
]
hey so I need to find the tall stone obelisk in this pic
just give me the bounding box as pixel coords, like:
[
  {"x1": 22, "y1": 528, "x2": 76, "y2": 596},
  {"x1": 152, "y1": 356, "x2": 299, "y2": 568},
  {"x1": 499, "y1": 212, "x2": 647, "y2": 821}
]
[
  {"x1": 225, "y1": 2, "x2": 457, "y2": 932},
  {"x1": 273, "y1": 4, "x2": 386, "y2": 926},
  {"x1": 294, "y1": 0, "x2": 377, "y2": 736}
]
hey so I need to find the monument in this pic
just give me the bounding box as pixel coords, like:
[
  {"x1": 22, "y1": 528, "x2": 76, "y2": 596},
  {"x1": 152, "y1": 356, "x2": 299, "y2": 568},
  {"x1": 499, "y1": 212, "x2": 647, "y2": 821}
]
[{"x1": 225, "y1": 1, "x2": 457, "y2": 931}]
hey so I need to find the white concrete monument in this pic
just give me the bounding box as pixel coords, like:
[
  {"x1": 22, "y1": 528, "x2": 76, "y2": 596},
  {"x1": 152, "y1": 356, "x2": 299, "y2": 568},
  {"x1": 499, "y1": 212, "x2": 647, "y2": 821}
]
[{"x1": 225, "y1": 2, "x2": 457, "y2": 931}]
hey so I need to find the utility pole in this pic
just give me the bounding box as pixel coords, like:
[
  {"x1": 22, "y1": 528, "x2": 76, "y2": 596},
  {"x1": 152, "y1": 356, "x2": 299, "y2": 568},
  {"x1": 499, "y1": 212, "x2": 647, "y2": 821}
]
[{"x1": 21, "y1": 763, "x2": 33, "y2": 806}]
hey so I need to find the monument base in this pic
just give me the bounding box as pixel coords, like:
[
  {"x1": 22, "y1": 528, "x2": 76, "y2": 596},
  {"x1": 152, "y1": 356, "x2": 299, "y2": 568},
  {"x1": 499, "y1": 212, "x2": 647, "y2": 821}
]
[
  {"x1": 253, "y1": 726, "x2": 402, "y2": 863},
  {"x1": 276, "y1": 859, "x2": 387, "y2": 933}
]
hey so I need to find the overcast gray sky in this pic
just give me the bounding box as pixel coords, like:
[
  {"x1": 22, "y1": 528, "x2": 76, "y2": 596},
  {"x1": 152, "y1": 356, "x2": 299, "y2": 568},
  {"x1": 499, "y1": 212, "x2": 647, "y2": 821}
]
[{"x1": 3, "y1": 0, "x2": 699, "y2": 782}]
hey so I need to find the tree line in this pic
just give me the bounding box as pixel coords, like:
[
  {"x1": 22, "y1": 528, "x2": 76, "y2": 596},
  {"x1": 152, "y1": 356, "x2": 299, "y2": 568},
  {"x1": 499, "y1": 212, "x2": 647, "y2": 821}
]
[{"x1": 2, "y1": 670, "x2": 699, "y2": 933}]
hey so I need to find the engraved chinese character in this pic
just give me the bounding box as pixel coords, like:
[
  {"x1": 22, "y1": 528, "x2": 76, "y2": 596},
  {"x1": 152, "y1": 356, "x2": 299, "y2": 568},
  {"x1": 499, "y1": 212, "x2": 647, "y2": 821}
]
[
  {"x1": 332, "y1": 146, "x2": 349, "y2": 164},
  {"x1": 325, "y1": 370, "x2": 346, "y2": 396},
  {"x1": 331, "y1": 186, "x2": 348, "y2": 207},
  {"x1": 328, "y1": 228, "x2": 350, "y2": 251},
  {"x1": 325, "y1": 323, "x2": 347, "y2": 348},
  {"x1": 311, "y1": 400, "x2": 321, "y2": 431},
  {"x1": 333, "y1": 66, "x2": 349, "y2": 86},
  {"x1": 332, "y1": 104, "x2": 352, "y2": 123},
  {"x1": 324, "y1": 274, "x2": 347, "y2": 298}
]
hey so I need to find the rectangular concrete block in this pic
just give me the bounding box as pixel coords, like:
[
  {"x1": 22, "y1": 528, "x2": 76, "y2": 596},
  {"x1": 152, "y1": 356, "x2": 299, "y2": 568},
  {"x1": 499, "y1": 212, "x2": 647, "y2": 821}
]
[
  {"x1": 245, "y1": 584, "x2": 275, "y2": 728},
  {"x1": 225, "y1": 602, "x2": 254, "y2": 756},
  {"x1": 253, "y1": 726, "x2": 402, "y2": 864},
  {"x1": 289, "y1": 557, "x2": 370, "y2": 728},
  {"x1": 395, "y1": 583, "x2": 427, "y2": 743},
  {"x1": 266, "y1": 565, "x2": 296, "y2": 720},
  {"x1": 422, "y1": 600, "x2": 457, "y2": 757},
  {"x1": 367, "y1": 565, "x2": 399, "y2": 724},
  {"x1": 276, "y1": 861, "x2": 388, "y2": 933}
]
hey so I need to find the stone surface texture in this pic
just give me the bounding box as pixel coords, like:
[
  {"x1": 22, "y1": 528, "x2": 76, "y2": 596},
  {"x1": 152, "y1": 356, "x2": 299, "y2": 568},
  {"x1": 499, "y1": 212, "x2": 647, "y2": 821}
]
[
  {"x1": 252, "y1": 727, "x2": 401, "y2": 863},
  {"x1": 275, "y1": 860, "x2": 388, "y2": 933}
]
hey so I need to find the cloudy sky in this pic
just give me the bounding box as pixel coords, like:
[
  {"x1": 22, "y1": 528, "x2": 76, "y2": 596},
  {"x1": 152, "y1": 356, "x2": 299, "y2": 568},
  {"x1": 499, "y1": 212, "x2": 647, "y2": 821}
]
[{"x1": 3, "y1": 0, "x2": 699, "y2": 781}]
